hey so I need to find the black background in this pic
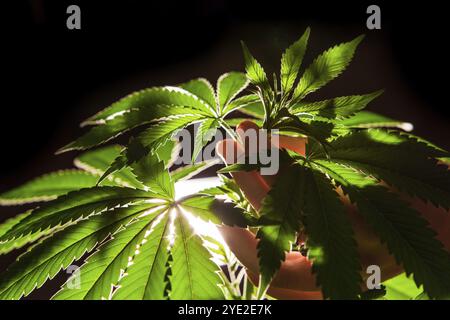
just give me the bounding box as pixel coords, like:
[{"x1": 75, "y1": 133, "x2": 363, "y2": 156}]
[{"x1": 0, "y1": 0, "x2": 449, "y2": 298}]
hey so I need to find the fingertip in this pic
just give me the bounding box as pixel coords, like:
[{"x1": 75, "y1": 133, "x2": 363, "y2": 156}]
[
  {"x1": 270, "y1": 252, "x2": 318, "y2": 291},
  {"x1": 236, "y1": 120, "x2": 260, "y2": 144},
  {"x1": 232, "y1": 171, "x2": 270, "y2": 211},
  {"x1": 236, "y1": 120, "x2": 260, "y2": 132},
  {"x1": 278, "y1": 135, "x2": 307, "y2": 155},
  {"x1": 246, "y1": 269, "x2": 322, "y2": 300}
]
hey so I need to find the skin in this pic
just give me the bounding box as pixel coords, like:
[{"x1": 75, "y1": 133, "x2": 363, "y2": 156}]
[{"x1": 215, "y1": 120, "x2": 450, "y2": 300}]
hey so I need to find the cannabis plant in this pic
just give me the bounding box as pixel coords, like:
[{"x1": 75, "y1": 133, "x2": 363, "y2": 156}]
[{"x1": 1, "y1": 28, "x2": 449, "y2": 300}]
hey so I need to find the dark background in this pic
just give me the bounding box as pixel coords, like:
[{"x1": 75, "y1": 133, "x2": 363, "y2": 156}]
[{"x1": 0, "y1": 0, "x2": 449, "y2": 298}]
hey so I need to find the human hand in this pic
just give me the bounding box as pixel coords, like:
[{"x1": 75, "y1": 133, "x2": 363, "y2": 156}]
[{"x1": 215, "y1": 120, "x2": 450, "y2": 300}]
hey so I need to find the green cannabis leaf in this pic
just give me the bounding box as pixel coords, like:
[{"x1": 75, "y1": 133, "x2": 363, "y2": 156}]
[
  {"x1": 291, "y1": 35, "x2": 364, "y2": 101},
  {"x1": 314, "y1": 130, "x2": 450, "y2": 209},
  {"x1": 57, "y1": 73, "x2": 255, "y2": 182},
  {"x1": 0, "y1": 204, "x2": 161, "y2": 300},
  {"x1": 0, "y1": 150, "x2": 230, "y2": 300},
  {"x1": 0, "y1": 170, "x2": 101, "y2": 205},
  {"x1": 280, "y1": 27, "x2": 310, "y2": 95},
  {"x1": 291, "y1": 90, "x2": 384, "y2": 119},
  {"x1": 241, "y1": 42, "x2": 271, "y2": 91}
]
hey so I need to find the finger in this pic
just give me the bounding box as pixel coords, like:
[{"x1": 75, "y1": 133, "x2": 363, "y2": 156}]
[
  {"x1": 336, "y1": 187, "x2": 404, "y2": 280},
  {"x1": 246, "y1": 269, "x2": 323, "y2": 300},
  {"x1": 216, "y1": 137, "x2": 269, "y2": 284},
  {"x1": 216, "y1": 137, "x2": 269, "y2": 280},
  {"x1": 219, "y1": 224, "x2": 319, "y2": 292},
  {"x1": 218, "y1": 225, "x2": 259, "y2": 273},
  {"x1": 236, "y1": 120, "x2": 261, "y2": 156},
  {"x1": 271, "y1": 252, "x2": 318, "y2": 291},
  {"x1": 278, "y1": 134, "x2": 307, "y2": 155},
  {"x1": 218, "y1": 122, "x2": 319, "y2": 292},
  {"x1": 216, "y1": 138, "x2": 270, "y2": 211},
  {"x1": 235, "y1": 120, "x2": 307, "y2": 156},
  {"x1": 215, "y1": 134, "x2": 242, "y2": 163},
  {"x1": 235, "y1": 121, "x2": 279, "y2": 188},
  {"x1": 266, "y1": 286, "x2": 323, "y2": 300},
  {"x1": 236, "y1": 121, "x2": 308, "y2": 187}
]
